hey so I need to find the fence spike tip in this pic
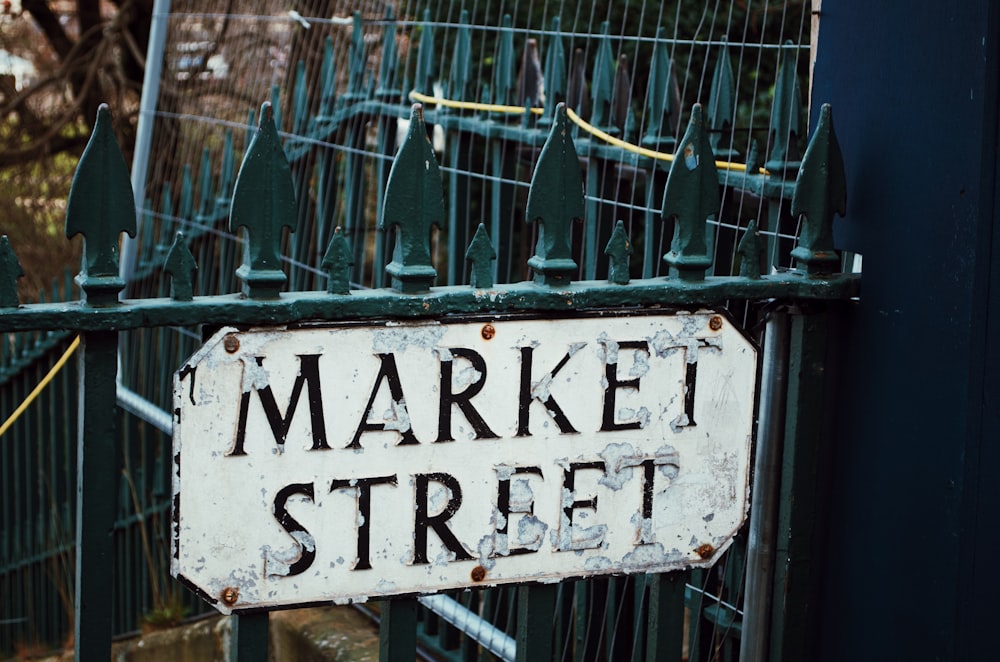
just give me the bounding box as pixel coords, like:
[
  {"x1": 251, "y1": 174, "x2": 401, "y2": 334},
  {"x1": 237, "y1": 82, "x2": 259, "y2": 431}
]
[
  {"x1": 65, "y1": 103, "x2": 136, "y2": 304},
  {"x1": 737, "y1": 220, "x2": 763, "y2": 279},
  {"x1": 661, "y1": 103, "x2": 719, "y2": 281},
  {"x1": 526, "y1": 103, "x2": 584, "y2": 287},
  {"x1": 229, "y1": 100, "x2": 298, "y2": 298},
  {"x1": 164, "y1": 231, "x2": 198, "y2": 301},
  {"x1": 790, "y1": 104, "x2": 846, "y2": 276},
  {"x1": 322, "y1": 227, "x2": 354, "y2": 295},
  {"x1": 465, "y1": 224, "x2": 496, "y2": 289},
  {"x1": 0, "y1": 236, "x2": 24, "y2": 308},
  {"x1": 604, "y1": 221, "x2": 632, "y2": 285},
  {"x1": 381, "y1": 102, "x2": 444, "y2": 293}
]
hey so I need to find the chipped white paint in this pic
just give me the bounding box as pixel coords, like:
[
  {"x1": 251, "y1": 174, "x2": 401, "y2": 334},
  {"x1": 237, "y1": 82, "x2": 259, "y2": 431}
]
[{"x1": 172, "y1": 311, "x2": 757, "y2": 613}]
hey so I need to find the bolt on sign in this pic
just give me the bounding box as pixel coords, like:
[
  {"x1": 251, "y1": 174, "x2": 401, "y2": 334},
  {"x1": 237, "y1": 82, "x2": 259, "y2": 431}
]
[{"x1": 172, "y1": 311, "x2": 757, "y2": 613}]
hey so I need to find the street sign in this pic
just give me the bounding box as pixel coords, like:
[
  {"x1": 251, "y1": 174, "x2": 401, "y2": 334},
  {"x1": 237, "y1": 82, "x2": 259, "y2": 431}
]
[{"x1": 172, "y1": 311, "x2": 757, "y2": 613}]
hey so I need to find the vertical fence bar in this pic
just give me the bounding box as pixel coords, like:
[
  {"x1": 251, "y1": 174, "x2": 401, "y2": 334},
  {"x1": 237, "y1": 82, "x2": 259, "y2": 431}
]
[
  {"x1": 645, "y1": 571, "x2": 687, "y2": 661},
  {"x1": 515, "y1": 583, "x2": 556, "y2": 662},
  {"x1": 73, "y1": 329, "x2": 119, "y2": 661},
  {"x1": 229, "y1": 611, "x2": 269, "y2": 662},
  {"x1": 380, "y1": 598, "x2": 418, "y2": 661}
]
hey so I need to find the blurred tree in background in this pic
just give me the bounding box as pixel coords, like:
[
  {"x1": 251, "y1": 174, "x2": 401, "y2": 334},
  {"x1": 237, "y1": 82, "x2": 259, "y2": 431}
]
[{"x1": 0, "y1": 0, "x2": 152, "y2": 300}]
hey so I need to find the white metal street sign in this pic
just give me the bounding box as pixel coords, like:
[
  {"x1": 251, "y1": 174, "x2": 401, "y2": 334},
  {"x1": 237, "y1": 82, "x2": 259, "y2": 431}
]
[{"x1": 172, "y1": 311, "x2": 757, "y2": 613}]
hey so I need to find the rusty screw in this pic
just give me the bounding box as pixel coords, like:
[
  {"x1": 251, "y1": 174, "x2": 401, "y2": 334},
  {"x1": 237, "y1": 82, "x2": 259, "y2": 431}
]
[
  {"x1": 221, "y1": 587, "x2": 239, "y2": 605},
  {"x1": 470, "y1": 565, "x2": 487, "y2": 582},
  {"x1": 224, "y1": 334, "x2": 240, "y2": 353},
  {"x1": 481, "y1": 324, "x2": 495, "y2": 340},
  {"x1": 695, "y1": 543, "x2": 715, "y2": 559},
  {"x1": 709, "y1": 316, "x2": 723, "y2": 331}
]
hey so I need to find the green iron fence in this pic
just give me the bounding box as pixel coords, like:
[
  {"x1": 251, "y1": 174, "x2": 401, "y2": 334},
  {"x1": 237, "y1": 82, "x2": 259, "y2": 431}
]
[{"x1": 0, "y1": 3, "x2": 858, "y2": 660}]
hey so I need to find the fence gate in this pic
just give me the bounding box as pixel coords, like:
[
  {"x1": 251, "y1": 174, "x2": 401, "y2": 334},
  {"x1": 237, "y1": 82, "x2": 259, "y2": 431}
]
[{"x1": 0, "y1": 82, "x2": 858, "y2": 659}]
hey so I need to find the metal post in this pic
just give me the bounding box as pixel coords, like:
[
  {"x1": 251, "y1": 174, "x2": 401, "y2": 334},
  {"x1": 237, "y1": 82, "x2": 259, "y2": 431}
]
[
  {"x1": 73, "y1": 330, "x2": 119, "y2": 660},
  {"x1": 739, "y1": 309, "x2": 790, "y2": 662},
  {"x1": 121, "y1": 0, "x2": 172, "y2": 285},
  {"x1": 645, "y1": 571, "x2": 687, "y2": 661},
  {"x1": 515, "y1": 583, "x2": 556, "y2": 662},
  {"x1": 380, "y1": 598, "x2": 418, "y2": 661},
  {"x1": 229, "y1": 612, "x2": 269, "y2": 662}
]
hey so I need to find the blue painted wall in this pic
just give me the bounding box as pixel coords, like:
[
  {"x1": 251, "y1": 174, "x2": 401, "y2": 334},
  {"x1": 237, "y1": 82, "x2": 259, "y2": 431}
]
[{"x1": 811, "y1": 2, "x2": 999, "y2": 658}]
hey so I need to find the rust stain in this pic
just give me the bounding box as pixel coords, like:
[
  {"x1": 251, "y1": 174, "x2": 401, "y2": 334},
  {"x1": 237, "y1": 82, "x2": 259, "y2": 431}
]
[
  {"x1": 470, "y1": 565, "x2": 487, "y2": 582},
  {"x1": 709, "y1": 316, "x2": 723, "y2": 331},
  {"x1": 224, "y1": 334, "x2": 240, "y2": 353},
  {"x1": 481, "y1": 324, "x2": 495, "y2": 340},
  {"x1": 695, "y1": 543, "x2": 714, "y2": 559}
]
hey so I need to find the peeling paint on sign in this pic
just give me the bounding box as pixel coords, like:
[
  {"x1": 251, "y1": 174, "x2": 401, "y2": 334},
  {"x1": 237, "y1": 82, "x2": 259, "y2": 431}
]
[{"x1": 172, "y1": 311, "x2": 757, "y2": 613}]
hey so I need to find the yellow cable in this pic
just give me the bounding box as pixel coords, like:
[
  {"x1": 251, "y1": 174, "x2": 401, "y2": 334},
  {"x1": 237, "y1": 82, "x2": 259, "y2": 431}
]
[
  {"x1": 408, "y1": 90, "x2": 769, "y2": 176},
  {"x1": 0, "y1": 336, "x2": 81, "y2": 439},
  {"x1": 409, "y1": 90, "x2": 544, "y2": 116}
]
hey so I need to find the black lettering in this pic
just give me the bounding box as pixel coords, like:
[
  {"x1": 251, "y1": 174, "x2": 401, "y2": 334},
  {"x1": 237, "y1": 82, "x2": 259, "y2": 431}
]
[
  {"x1": 330, "y1": 475, "x2": 398, "y2": 570},
  {"x1": 413, "y1": 473, "x2": 473, "y2": 564},
  {"x1": 516, "y1": 344, "x2": 583, "y2": 437},
  {"x1": 349, "y1": 353, "x2": 418, "y2": 448},
  {"x1": 640, "y1": 459, "x2": 655, "y2": 544},
  {"x1": 229, "y1": 354, "x2": 329, "y2": 456},
  {"x1": 270, "y1": 482, "x2": 316, "y2": 577},
  {"x1": 682, "y1": 361, "x2": 698, "y2": 427},
  {"x1": 437, "y1": 348, "x2": 498, "y2": 442},
  {"x1": 558, "y1": 461, "x2": 606, "y2": 551},
  {"x1": 600, "y1": 341, "x2": 649, "y2": 432},
  {"x1": 495, "y1": 466, "x2": 543, "y2": 556}
]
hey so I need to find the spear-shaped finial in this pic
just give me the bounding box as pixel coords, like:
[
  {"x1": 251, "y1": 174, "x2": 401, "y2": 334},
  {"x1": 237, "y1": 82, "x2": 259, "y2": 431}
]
[
  {"x1": 0, "y1": 236, "x2": 24, "y2": 308},
  {"x1": 661, "y1": 104, "x2": 719, "y2": 281},
  {"x1": 790, "y1": 104, "x2": 846, "y2": 276},
  {"x1": 539, "y1": 16, "x2": 566, "y2": 126},
  {"x1": 322, "y1": 227, "x2": 354, "y2": 295},
  {"x1": 605, "y1": 221, "x2": 632, "y2": 285},
  {"x1": 526, "y1": 104, "x2": 585, "y2": 287},
  {"x1": 414, "y1": 9, "x2": 436, "y2": 96},
  {"x1": 381, "y1": 104, "x2": 444, "y2": 294},
  {"x1": 65, "y1": 103, "x2": 136, "y2": 304},
  {"x1": 765, "y1": 41, "x2": 804, "y2": 177},
  {"x1": 343, "y1": 11, "x2": 367, "y2": 103},
  {"x1": 449, "y1": 10, "x2": 472, "y2": 103},
  {"x1": 376, "y1": 5, "x2": 400, "y2": 101},
  {"x1": 164, "y1": 231, "x2": 198, "y2": 300},
  {"x1": 642, "y1": 27, "x2": 680, "y2": 150},
  {"x1": 494, "y1": 14, "x2": 515, "y2": 107},
  {"x1": 229, "y1": 101, "x2": 298, "y2": 299},
  {"x1": 737, "y1": 220, "x2": 763, "y2": 279},
  {"x1": 590, "y1": 21, "x2": 617, "y2": 134},
  {"x1": 708, "y1": 45, "x2": 739, "y2": 160},
  {"x1": 465, "y1": 224, "x2": 496, "y2": 288}
]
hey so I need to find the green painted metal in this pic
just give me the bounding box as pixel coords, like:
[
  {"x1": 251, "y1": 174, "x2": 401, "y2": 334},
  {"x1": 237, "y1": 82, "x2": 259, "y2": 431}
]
[
  {"x1": 790, "y1": 105, "x2": 846, "y2": 276},
  {"x1": 449, "y1": 10, "x2": 472, "y2": 103},
  {"x1": 344, "y1": 12, "x2": 367, "y2": 104},
  {"x1": 590, "y1": 22, "x2": 617, "y2": 134},
  {"x1": 765, "y1": 42, "x2": 804, "y2": 177},
  {"x1": 74, "y1": 329, "x2": 119, "y2": 662},
  {"x1": 322, "y1": 227, "x2": 354, "y2": 295},
  {"x1": 646, "y1": 572, "x2": 687, "y2": 661},
  {"x1": 540, "y1": 17, "x2": 566, "y2": 125},
  {"x1": 605, "y1": 220, "x2": 632, "y2": 285},
  {"x1": 738, "y1": 220, "x2": 764, "y2": 280},
  {"x1": 642, "y1": 27, "x2": 679, "y2": 150},
  {"x1": 515, "y1": 584, "x2": 556, "y2": 662},
  {"x1": 495, "y1": 14, "x2": 515, "y2": 107},
  {"x1": 414, "y1": 9, "x2": 436, "y2": 96},
  {"x1": 525, "y1": 105, "x2": 584, "y2": 286},
  {"x1": 381, "y1": 104, "x2": 444, "y2": 294},
  {"x1": 465, "y1": 223, "x2": 496, "y2": 288},
  {"x1": 163, "y1": 231, "x2": 197, "y2": 301},
  {"x1": 376, "y1": 6, "x2": 400, "y2": 100},
  {"x1": 709, "y1": 46, "x2": 738, "y2": 160},
  {"x1": 0, "y1": 236, "x2": 23, "y2": 308},
  {"x1": 662, "y1": 104, "x2": 719, "y2": 282},
  {"x1": 65, "y1": 104, "x2": 136, "y2": 305},
  {"x1": 379, "y1": 598, "x2": 418, "y2": 661},
  {"x1": 229, "y1": 612, "x2": 269, "y2": 662},
  {"x1": 229, "y1": 102, "x2": 297, "y2": 299}
]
